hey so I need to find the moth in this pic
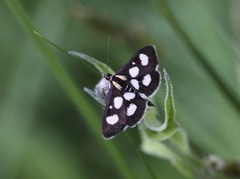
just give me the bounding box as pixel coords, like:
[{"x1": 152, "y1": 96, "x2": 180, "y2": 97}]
[{"x1": 102, "y1": 45, "x2": 160, "y2": 139}]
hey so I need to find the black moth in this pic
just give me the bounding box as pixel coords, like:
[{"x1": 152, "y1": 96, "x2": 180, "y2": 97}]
[{"x1": 102, "y1": 45, "x2": 160, "y2": 139}]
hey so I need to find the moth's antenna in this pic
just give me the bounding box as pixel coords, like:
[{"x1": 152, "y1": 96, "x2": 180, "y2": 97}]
[{"x1": 105, "y1": 35, "x2": 111, "y2": 74}]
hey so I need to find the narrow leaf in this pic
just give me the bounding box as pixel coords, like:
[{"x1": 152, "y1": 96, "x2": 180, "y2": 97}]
[{"x1": 68, "y1": 50, "x2": 114, "y2": 75}]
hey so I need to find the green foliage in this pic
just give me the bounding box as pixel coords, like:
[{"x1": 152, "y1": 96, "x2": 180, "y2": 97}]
[{"x1": 2, "y1": 0, "x2": 240, "y2": 178}]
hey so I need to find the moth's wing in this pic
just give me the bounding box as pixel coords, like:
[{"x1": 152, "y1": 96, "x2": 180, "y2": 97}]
[
  {"x1": 102, "y1": 88, "x2": 149, "y2": 139},
  {"x1": 136, "y1": 70, "x2": 160, "y2": 97},
  {"x1": 117, "y1": 45, "x2": 160, "y2": 97},
  {"x1": 102, "y1": 85, "x2": 127, "y2": 139},
  {"x1": 117, "y1": 46, "x2": 159, "y2": 75},
  {"x1": 123, "y1": 93, "x2": 149, "y2": 127}
]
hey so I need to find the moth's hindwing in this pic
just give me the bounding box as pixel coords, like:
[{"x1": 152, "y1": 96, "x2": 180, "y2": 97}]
[
  {"x1": 102, "y1": 86, "x2": 148, "y2": 139},
  {"x1": 123, "y1": 92, "x2": 148, "y2": 127}
]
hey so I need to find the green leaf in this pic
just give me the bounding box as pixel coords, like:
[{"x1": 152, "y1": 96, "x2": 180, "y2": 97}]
[
  {"x1": 140, "y1": 131, "x2": 196, "y2": 178},
  {"x1": 140, "y1": 69, "x2": 179, "y2": 140},
  {"x1": 68, "y1": 50, "x2": 114, "y2": 75},
  {"x1": 69, "y1": 50, "x2": 116, "y2": 106},
  {"x1": 140, "y1": 69, "x2": 203, "y2": 178}
]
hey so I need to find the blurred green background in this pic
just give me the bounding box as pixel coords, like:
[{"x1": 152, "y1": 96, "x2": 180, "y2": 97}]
[{"x1": 1, "y1": 0, "x2": 240, "y2": 178}]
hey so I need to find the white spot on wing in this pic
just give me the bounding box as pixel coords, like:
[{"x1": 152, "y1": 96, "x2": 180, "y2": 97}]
[
  {"x1": 130, "y1": 79, "x2": 139, "y2": 90},
  {"x1": 129, "y1": 67, "x2": 139, "y2": 77},
  {"x1": 142, "y1": 74, "x2": 151, "y2": 86},
  {"x1": 127, "y1": 104, "x2": 137, "y2": 116},
  {"x1": 139, "y1": 53, "x2": 149, "y2": 66},
  {"x1": 109, "y1": 105, "x2": 112, "y2": 109},
  {"x1": 114, "y1": 97, "x2": 123, "y2": 109},
  {"x1": 106, "y1": 114, "x2": 119, "y2": 125},
  {"x1": 123, "y1": 92, "x2": 136, "y2": 101}
]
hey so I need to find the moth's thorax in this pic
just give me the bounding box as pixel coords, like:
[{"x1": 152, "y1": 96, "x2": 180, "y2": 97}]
[
  {"x1": 104, "y1": 73, "x2": 130, "y2": 91},
  {"x1": 113, "y1": 75, "x2": 136, "y2": 93}
]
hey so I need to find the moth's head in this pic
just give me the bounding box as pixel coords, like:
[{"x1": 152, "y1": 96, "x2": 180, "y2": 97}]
[{"x1": 104, "y1": 73, "x2": 112, "y2": 81}]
